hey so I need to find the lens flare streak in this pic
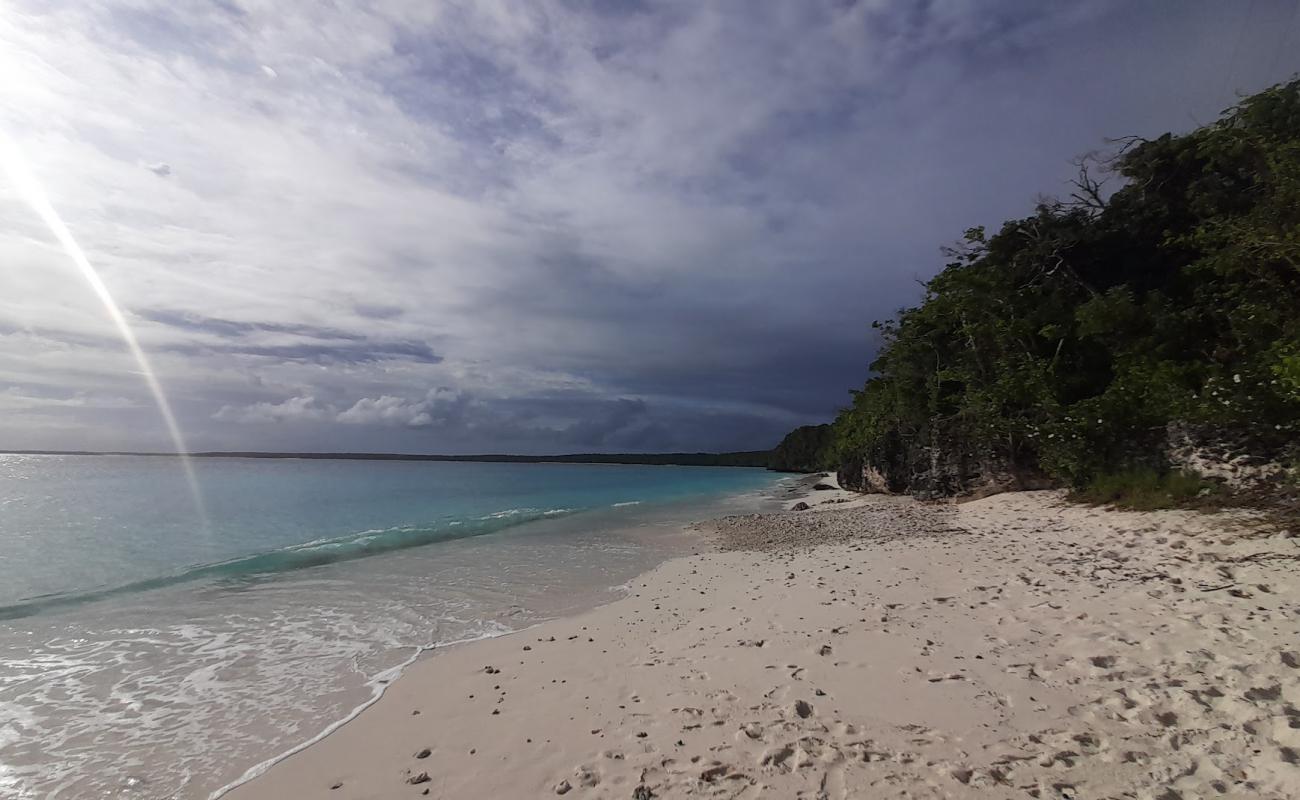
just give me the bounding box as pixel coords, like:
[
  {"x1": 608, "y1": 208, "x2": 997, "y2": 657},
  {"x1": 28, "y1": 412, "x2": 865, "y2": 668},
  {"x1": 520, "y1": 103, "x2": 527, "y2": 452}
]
[{"x1": 0, "y1": 131, "x2": 206, "y2": 521}]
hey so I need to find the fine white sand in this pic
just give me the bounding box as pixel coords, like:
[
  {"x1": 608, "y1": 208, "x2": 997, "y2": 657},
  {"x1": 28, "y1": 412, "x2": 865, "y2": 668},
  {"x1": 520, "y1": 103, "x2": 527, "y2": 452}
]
[{"x1": 225, "y1": 480, "x2": 1300, "y2": 799}]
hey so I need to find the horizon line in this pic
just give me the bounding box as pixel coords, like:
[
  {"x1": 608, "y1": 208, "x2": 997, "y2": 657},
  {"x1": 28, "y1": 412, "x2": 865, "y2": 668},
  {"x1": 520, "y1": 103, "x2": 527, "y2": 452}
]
[{"x1": 0, "y1": 448, "x2": 774, "y2": 463}]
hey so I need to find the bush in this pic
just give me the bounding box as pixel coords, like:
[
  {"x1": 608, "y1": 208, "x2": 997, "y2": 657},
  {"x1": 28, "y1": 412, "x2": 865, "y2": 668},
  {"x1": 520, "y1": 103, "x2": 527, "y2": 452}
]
[{"x1": 1070, "y1": 468, "x2": 1221, "y2": 510}]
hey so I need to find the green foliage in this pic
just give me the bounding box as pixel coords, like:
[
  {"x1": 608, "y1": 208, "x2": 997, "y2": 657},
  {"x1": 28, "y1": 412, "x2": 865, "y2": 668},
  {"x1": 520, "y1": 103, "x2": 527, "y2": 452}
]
[
  {"x1": 824, "y1": 79, "x2": 1300, "y2": 494},
  {"x1": 769, "y1": 424, "x2": 834, "y2": 472},
  {"x1": 1070, "y1": 469, "x2": 1222, "y2": 511}
]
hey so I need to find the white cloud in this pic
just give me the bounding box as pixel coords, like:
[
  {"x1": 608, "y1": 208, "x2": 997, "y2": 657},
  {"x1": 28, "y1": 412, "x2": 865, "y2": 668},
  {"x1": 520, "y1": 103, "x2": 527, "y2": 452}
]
[
  {"x1": 336, "y1": 395, "x2": 432, "y2": 428},
  {"x1": 217, "y1": 388, "x2": 467, "y2": 430},
  {"x1": 213, "y1": 395, "x2": 329, "y2": 424}
]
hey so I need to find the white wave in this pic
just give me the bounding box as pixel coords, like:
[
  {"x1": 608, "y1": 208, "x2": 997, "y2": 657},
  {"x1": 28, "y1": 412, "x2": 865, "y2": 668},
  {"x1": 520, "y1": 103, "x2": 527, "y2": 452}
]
[{"x1": 207, "y1": 622, "x2": 527, "y2": 800}]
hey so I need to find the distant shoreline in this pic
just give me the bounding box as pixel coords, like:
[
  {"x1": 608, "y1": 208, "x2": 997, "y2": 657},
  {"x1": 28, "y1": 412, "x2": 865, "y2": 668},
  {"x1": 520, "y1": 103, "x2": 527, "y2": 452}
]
[{"x1": 0, "y1": 448, "x2": 773, "y2": 468}]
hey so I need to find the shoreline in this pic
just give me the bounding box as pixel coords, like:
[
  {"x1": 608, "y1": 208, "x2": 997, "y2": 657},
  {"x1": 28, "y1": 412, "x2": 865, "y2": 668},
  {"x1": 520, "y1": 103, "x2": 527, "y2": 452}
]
[
  {"x1": 209, "y1": 621, "x2": 552, "y2": 800},
  {"x1": 226, "y1": 477, "x2": 1299, "y2": 799},
  {"x1": 209, "y1": 477, "x2": 801, "y2": 800}
]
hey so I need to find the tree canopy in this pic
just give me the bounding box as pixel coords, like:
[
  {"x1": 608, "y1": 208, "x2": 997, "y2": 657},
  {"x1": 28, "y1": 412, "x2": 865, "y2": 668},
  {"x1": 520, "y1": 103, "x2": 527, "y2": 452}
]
[{"x1": 821, "y1": 79, "x2": 1300, "y2": 495}]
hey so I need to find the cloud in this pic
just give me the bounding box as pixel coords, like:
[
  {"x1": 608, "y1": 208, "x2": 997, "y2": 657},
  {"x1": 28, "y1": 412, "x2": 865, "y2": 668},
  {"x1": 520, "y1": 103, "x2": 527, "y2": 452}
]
[
  {"x1": 218, "y1": 388, "x2": 467, "y2": 430},
  {"x1": 562, "y1": 397, "x2": 651, "y2": 447},
  {"x1": 137, "y1": 309, "x2": 365, "y2": 341},
  {"x1": 337, "y1": 395, "x2": 433, "y2": 427},
  {"x1": 137, "y1": 309, "x2": 443, "y2": 364},
  {"x1": 213, "y1": 395, "x2": 329, "y2": 424},
  {"x1": 0, "y1": 386, "x2": 139, "y2": 412},
  {"x1": 1, "y1": 0, "x2": 1297, "y2": 453}
]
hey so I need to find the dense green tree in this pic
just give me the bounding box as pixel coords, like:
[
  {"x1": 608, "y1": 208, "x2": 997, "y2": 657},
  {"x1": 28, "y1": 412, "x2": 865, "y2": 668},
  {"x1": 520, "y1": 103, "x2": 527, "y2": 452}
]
[
  {"x1": 824, "y1": 79, "x2": 1300, "y2": 495},
  {"x1": 769, "y1": 424, "x2": 834, "y2": 472}
]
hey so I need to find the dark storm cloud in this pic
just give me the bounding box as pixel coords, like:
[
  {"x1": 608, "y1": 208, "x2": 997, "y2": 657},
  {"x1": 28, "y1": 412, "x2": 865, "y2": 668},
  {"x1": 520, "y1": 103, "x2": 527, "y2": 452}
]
[
  {"x1": 138, "y1": 309, "x2": 367, "y2": 342},
  {"x1": 138, "y1": 309, "x2": 442, "y2": 365},
  {"x1": 162, "y1": 340, "x2": 442, "y2": 366},
  {"x1": 352, "y1": 304, "x2": 407, "y2": 321}
]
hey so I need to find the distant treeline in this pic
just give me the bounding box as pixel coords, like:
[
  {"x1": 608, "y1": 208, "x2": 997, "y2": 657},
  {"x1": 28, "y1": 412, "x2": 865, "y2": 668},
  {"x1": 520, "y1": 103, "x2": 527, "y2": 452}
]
[
  {"x1": 768, "y1": 424, "x2": 834, "y2": 473},
  {"x1": 3, "y1": 449, "x2": 773, "y2": 468},
  {"x1": 774, "y1": 79, "x2": 1300, "y2": 496}
]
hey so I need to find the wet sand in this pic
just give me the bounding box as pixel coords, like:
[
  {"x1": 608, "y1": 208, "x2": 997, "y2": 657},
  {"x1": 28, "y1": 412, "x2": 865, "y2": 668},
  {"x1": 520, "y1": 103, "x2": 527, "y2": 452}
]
[{"x1": 224, "y1": 477, "x2": 1300, "y2": 799}]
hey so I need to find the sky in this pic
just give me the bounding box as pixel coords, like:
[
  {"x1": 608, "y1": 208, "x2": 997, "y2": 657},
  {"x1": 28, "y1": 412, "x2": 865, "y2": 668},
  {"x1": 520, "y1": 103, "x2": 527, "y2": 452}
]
[{"x1": 0, "y1": 0, "x2": 1297, "y2": 455}]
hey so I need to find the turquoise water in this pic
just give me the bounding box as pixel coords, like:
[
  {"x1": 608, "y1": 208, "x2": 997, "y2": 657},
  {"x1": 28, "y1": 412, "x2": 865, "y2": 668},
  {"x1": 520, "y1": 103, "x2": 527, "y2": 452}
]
[{"x1": 0, "y1": 454, "x2": 784, "y2": 799}]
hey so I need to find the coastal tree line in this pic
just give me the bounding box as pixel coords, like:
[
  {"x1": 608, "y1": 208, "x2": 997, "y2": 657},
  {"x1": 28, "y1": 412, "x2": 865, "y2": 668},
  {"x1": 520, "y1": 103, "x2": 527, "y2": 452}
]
[{"x1": 771, "y1": 79, "x2": 1300, "y2": 501}]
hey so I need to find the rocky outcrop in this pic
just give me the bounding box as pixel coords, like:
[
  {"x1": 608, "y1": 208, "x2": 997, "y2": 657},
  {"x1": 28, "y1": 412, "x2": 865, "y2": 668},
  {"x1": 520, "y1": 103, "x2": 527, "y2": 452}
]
[
  {"x1": 836, "y1": 419, "x2": 1294, "y2": 501},
  {"x1": 1165, "y1": 422, "x2": 1296, "y2": 491},
  {"x1": 837, "y1": 426, "x2": 1051, "y2": 500}
]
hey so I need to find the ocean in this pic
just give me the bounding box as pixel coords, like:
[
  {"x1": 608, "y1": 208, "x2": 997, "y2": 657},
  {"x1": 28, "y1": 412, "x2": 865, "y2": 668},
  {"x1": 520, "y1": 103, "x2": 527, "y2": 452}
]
[{"x1": 0, "y1": 453, "x2": 786, "y2": 799}]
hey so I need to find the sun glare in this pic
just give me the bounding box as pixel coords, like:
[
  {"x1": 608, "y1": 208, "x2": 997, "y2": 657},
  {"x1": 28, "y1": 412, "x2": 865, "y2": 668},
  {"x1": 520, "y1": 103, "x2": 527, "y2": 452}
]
[{"x1": 0, "y1": 130, "x2": 207, "y2": 521}]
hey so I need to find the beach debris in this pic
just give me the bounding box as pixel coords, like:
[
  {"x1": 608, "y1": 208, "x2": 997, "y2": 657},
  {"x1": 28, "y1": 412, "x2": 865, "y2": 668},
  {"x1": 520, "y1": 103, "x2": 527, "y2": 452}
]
[
  {"x1": 483, "y1": 665, "x2": 499, "y2": 674},
  {"x1": 813, "y1": 483, "x2": 836, "y2": 490},
  {"x1": 793, "y1": 700, "x2": 814, "y2": 719},
  {"x1": 407, "y1": 771, "x2": 431, "y2": 785},
  {"x1": 632, "y1": 786, "x2": 655, "y2": 800},
  {"x1": 574, "y1": 765, "x2": 599, "y2": 787},
  {"x1": 330, "y1": 781, "x2": 342, "y2": 790},
  {"x1": 414, "y1": 747, "x2": 431, "y2": 759},
  {"x1": 818, "y1": 644, "x2": 832, "y2": 656},
  {"x1": 554, "y1": 778, "x2": 572, "y2": 794},
  {"x1": 791, "y1": 502, "x2": 811, "y2": 511}
]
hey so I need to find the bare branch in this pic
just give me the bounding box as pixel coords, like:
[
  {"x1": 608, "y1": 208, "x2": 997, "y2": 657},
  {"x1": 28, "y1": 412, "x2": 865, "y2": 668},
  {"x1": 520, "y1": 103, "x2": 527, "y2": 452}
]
[{"x1": 1065, "y1": 154, "x2": 1108, "y2": 214}]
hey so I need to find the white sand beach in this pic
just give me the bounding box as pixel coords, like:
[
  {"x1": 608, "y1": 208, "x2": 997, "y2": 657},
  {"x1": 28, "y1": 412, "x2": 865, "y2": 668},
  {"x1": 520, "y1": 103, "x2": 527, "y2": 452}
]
[{"x1": 225, "y1": 479, "x2": 1300, "y2": 799}]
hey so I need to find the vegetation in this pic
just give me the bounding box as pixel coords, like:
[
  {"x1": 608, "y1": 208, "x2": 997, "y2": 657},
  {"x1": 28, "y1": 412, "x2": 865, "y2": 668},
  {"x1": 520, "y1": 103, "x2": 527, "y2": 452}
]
[
  {"x1": 821, "y1": 79, "x2": 1300, "y2": 498},
  {"x1": 769, "y1": 424, "x2": 834, "y2": 472},
  {"x1": 1070, "y1": 468, "x2": 1222, "y2": 511}
]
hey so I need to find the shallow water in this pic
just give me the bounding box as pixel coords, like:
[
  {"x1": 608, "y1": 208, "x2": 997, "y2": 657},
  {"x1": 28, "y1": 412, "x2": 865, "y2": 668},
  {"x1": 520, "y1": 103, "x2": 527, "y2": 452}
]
[{"x1": 0, "y1": 454, "x2": 785, "y2": 799}]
